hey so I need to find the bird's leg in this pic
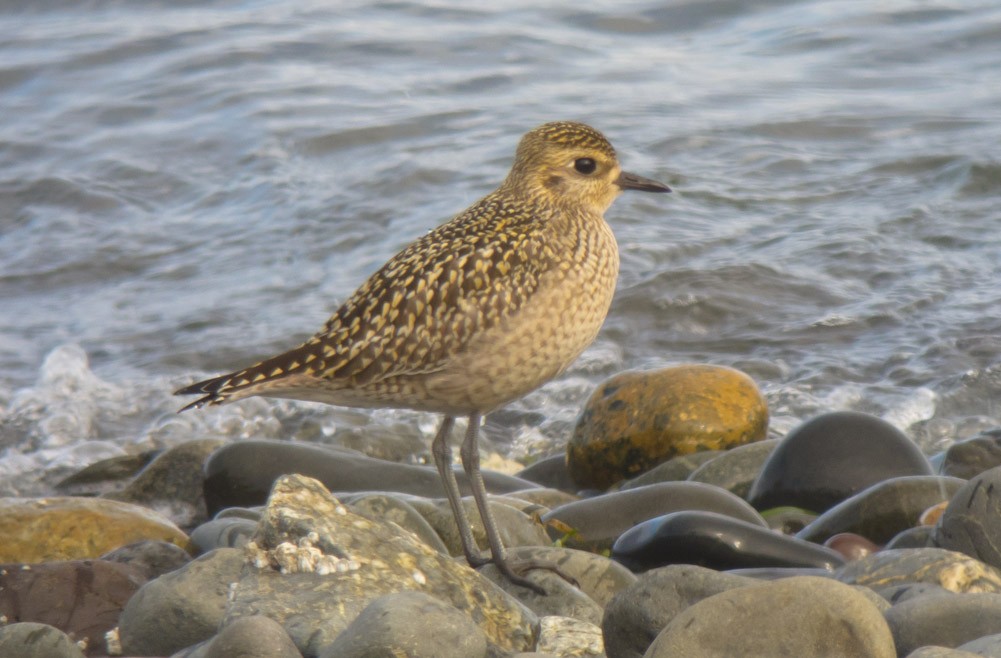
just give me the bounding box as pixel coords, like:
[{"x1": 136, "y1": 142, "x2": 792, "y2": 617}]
[
  {"x1": 460, "y1": 413, "x2": 576, "y2": 595},
  {"x1": 430, "y1": 415, "x2": 489, "y2": 567}
]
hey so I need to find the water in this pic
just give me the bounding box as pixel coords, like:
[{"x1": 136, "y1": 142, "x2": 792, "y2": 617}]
[{"x1": 2, "y1": 0, "x2": 1000, "y2": 496}]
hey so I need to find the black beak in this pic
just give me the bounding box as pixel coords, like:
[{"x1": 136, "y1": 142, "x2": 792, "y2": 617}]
[{"x1": 616, "y1": 170, "x2": 671, "y2": 193}]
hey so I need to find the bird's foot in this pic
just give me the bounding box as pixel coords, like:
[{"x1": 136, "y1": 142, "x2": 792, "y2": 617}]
[{"x1": 480, "y1": 556, "x2": 580, "y2": 596}]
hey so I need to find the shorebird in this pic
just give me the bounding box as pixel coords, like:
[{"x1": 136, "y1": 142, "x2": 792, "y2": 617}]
[{"x1": 177, "y1": 120, "x2": 670, "y2": 592}]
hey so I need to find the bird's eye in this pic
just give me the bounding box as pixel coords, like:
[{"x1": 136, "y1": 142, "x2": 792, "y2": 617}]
[{"x1": 573, "y1": 158, "x2": 597, "y2": 175}]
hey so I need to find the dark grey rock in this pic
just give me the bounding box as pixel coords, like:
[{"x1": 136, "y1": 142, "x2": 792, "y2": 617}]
[
  {"x1": 55, "y1": 450, "x2": 160, "y2": 496},
  {"x1": 178, "y1": 615, "x2": 303, "y2": 658},
  {"x1": 886, "y1": 525, "x2": 936, "y2": 550},
  {"x1": 885, "y1": 593, "x2": 1001, "y2": 656},
  {"x1": 687, "y1": 439, "x2": 780, "y2": 499},
  {"x1": 541, "y1": 481, "x2": 766, "y2": 552},
  {"x1": 516, "y1": 453, "x2": 577, "y2": 493},
  {"x1": 0, "y1": 622, "x2": 86, "y2": 658},
  {"x1": 118, "y1": 548, "x2": 245, "y2": 656},
  {"x1": 602, "y1": 564, "x2": 755, "y2": 658},
  {"x1": 876, "y1": 582, "x2": 952, "y2": 605},
  {"x1": 644, "y1": 576, "x2": 895, "y2": 658},
  {"x1": 937, "y1": 466, "x2": 1001, "y2": 570},
  {"x1": 796, "y1": 475, "x2": 964, "y2": 545},
  {"x1": 618, "y1": 451, "x2": 722, "y2": 490},
  {"x1": 318, "y1": 591, "x2": 487, "y2": 658},
  {"x1": 748, "y1": 411, "x2": 933, "y2": 513},
  {"x1": 941, "y1": 428, "x2": 1001, "y2": 480},
  {"x1": 760, "y1": 506, "x2": 818, "y2": 534},
  {"x1": 612, "y1": 510, "x2": 844, "y2": 572},
  {"x1": 101, "y1": 539, "x2": 192, "y2": 579},
  {"x1": 190, "y1": 517, "x2": 258, "y2": 551}
]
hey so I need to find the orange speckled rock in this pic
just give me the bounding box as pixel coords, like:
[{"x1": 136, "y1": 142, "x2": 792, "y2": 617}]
[
  {"x1": 568, "y1": 365, "x2": 769, "y2": 490},
  {"x1": 0, "y1": 496, "x2": 193, "y2": 563}
]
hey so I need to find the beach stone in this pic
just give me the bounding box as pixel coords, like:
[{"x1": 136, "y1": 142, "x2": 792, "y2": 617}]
[
  {"x1": 189, "y1": 615, "x2": 302, "y2": 658},
  {"x1": 225, "y1": 474, "x2": 536, "y2": 656},
  {"x1": 877, "y1": 582, "x2": 952, "y2": 605},
  {"x1": 748, "y1": 411, "x2": 933, "y2": 513},
  {"x1": 516, "y1": 454, "x2": 578, "y2": 493},
  {"x1": 824, "y1": 532, "x2": 880, "y2": 561},
  {"x1": 602, "y1": 564, "x2": 755, "y2": 658},
  {"x1": 612, "y1": 510, "x2": 844, "y2": 572},
  {"x1": 643, "y1": 576, "x2": 895, "y2": 658},
  {"x1": 504, "y1": 487, "x2": 580, "y2": 510},
  {"x1": 940, "y1": 428, "x2": 1001, "y2": 479},
  {"x1": 100, "y1": 539, "x2": 192, "y2": 579},
  {"x1": 886, "y1": 592, "x2": 1001, "y2": 656},
  {"x1": 190, "y1": 516, "x2": 258, "y2": 551},
  {"x1": 761, "y1": 506, "x2": 818, "y2": 534},
  {"x1": 567, "y1": 365, "x2": 768, "y2": 490},
  {"x1": 958, "y1": 631, "x2": 1001, "y2": 656},
  {"x1": 937, "y1": 466, "x2": 1001, "y2": 569},
  {"x1": 318, "y1": 591, "x2": 487, "y2": 658},
  {"x1": 408, "y1": 496, "x2": 548, "y2": 557},
  {"x1": 836, "y1": 548, "x2": 1001, "y2": 593},
  {"x1": 345, "y1": 492, "x2": 450, "y2": 554},
  {"x1": 906, "y1": 647, "x2": 982, "y2": 658},
  {"x1": 541, "y1": 481, "x2": 765, "y2": 552},
  {"x1": 0, "y1": 622, "x2": 86, "y2": 658},
  {"x1": 887, "y1": 526, "x2": 936, "y2": 550},
  {"x1": 118, "y1": 547, "x2": 245, "y2": 656},
  {"x1": 796, "y1": 475, "x2": 964, "y2": 545},
  {"x1": 104, "y1": 438, "x2": 225, "y2": 529},
  {"x1": 55, "y1": 450, "x2": 159, "y2": 496},
  {"x1": 0, "y1": 559, "x2": 147, "y2": 655},
  {"x1": 480, "y1": 560, "x2": 604, "y2": 625},
  {"x1": 686, "y1": 438, "x2": 780, "y2": 499},
  {"x1": 536, "y1": 616, "x2": 603, "y2": 658},
  {"x1": 0, "y1": 496, "x2": 192, "y2": 562},
  {"x1": 203, "y1": 439, "x2": 536, "y2": 514},
  {"x1": 618, "y1": 451, "x2": 722, "y2": 490}
]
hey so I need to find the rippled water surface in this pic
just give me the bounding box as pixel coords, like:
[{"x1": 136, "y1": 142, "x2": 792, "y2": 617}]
[{"x1": 2, "y1": 0, "x2": 1000, "y2": 494}]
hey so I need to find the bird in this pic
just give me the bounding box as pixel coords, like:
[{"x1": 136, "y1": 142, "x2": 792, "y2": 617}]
[{"x1": 176, "y1": 120, "x2": 671, "y2": 592}]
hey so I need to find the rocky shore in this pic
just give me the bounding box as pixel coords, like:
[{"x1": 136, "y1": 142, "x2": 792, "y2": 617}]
[{"x1": 3, "y1": 364, "x2": 1001, "y2": 657}]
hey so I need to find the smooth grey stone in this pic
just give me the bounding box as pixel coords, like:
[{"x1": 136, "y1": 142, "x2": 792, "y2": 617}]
[
  {"x1": 877, "y1": 582, "x2": 953, "y2": 605},
  {"x1": 407, "y1": 497, "x2": 548, "y2": 557},
  {"x1": 905, "y1": 647, "x2": 982, "y2": 658},
  {"x1": 55, "y1": 450, "x2": 159, "y2": 495},
  {"x1": 885, "y1": 593, "x2": 1001, "y2": 656},
  {"x1": 687, "y1": 439, "x2": 779, "y2": 499},
  {"x1": 644, "y1": 576, "x2": 895, "y2": 658},
  {"x1": 541, "y1": 481, "x2": 766, "y2": 552},
  {"x1": 183, "y1": 615, "x2": 303, "y2": 658},
  {"x1": 346, "y1": 492, "x2": 449, "y2": 554},
  {"x1": 100, "y1": 539, "x2": 192, "y2": 579},
  {"x1": 958, "y1": 631, "x2": 1001, "y2": 657},
  {"x1": 796, "y1": 475, "x2": 964, "y2": 544},
  {"x1": 618, "y1": 451, "x2": 722, "y2": 490},
  {"x1": 937, "y1": 466, "x2": 1001, "y2": 569},
  {"x1": 0, "y1": 622, "x2": 86, "y2": 658},
  {"x1": 479, "y1": 562, "x2": 604, "y2": 625},
  {"x1": 602, "y1": 564, "x2": 756, "y2": 658},
  {"x1": 612, "y1": 510, "x2": 844, "y2": 572},
  {"x1": 941, "y1": 428, "x2": 1001, "y2": 479},
  {"x1": 190, "y1": 517, "x2": 258, "y2": 551},
  {"x1": 748, "y1": 411, "x2": 933, "y2": 513},
  {"x1": 203, "y1": 440, "x2": 537, "y2": 514},
  {"x1": 887, "y1": 525, "x2": 937, "y2": 550},
  {"x1": 516, "y1": 453, "x2": 577, "y2": 493},
  {"x1": 119, "y1": 548, "x2": 245, "y2": 656},
  {"x1": 317, "y1": 591, "x2": 487, "y2": 658},
  {"x1": 760, "y1": 506, "x2": 817, "y2": 533}
]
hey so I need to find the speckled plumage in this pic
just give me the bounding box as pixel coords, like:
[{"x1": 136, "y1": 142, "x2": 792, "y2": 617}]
[{"x1": 177, "y1": 120, "x2": 670, "y2": 591}]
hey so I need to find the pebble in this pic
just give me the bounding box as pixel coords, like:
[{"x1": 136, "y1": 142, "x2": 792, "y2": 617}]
[
  {"x1": 685, "y1": 438, "x2": 779, "y2": 499},
  {"x1": 190, "y1": 516, "x2": 259, "y2": 551},
  {"x1": 178, "y1": 615, "x2": 303, "y2": 658},
  {"x1": 344, "y1": 492, "x2": 450, "y2": 555},
  {"x1": 567, "y1": 364, "x2": 769, "y2": 490},
  {"x1": 611, "y1": 510, "x2": 845, "y2": 572},
  {"x1": 836, "y1": 548, "x2": 1001, "y2": 593},
  {"x1": 536, "y1": 615, "x2": 604, "y2": 658},
  {"x1": 516, "y1": 453, "x2": 579, "y2": 493},
  {"x1": 101, "y1": 539, "x2": 192, "y2": 579},
  {"x1": 618, "y1": 451, "x2": 722, "y2": 490},
  {"x1": 0, "y1": 622, "x2": 86, "y2": 658},
  {"x1": 406, "y1": 496, "x2": 549, "y2": 557},
  {"x1": 748, "y1": 411, "x2": 934, "y2": 513},
  {"x1": 940, "y1": 428, "x2": 1001, "y2": 479},
  {"x1": 936, "y1": 465, "x2": 1001, "y2": 570},
  {"x1": 885, "y1": 592, "x2": 1001, "y2": 656}
]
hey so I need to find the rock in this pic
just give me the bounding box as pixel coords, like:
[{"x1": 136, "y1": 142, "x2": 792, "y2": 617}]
[
  {"x1": 504, "y1": 487, "x2": 580, "y2": 511},
  {"x1": 957, "y1": 631, "x2": 1001, "y2": 656},
  {"x1": 479, "y1": 561, "x2": 604, "y2": 625},
  {"x1": 877, "y1": 582, "x2": 952, "y2": 605},
  {"x1": 836, "y1": 548, "x2": 1001, "y2": 593},
  {"x1": 885, "y1": 592, "x2": 1001, "y2": 656},
  {"x1": 936, "y1": 466, "x2": 1001, "y2": 570},
  {"x1": 536, "y1": 616, "x2": 603, "y2": 658},
  {"x1": 824, "y1": 533, "x2": 880, "y2": 561},
  {"x1": 887, "y1": 526, "x2": 935, "y2": 550},
  {"x1": 541, "y1": 481, "x2": 765, "y2": 552},
  {"x1": 748, "y1": 411, "x2": 933, "y2": 513},
  {"x1": 940, "y1": 428, "x2": 1001, "y2": 479},
  {"x1": 203, "y1": 440, "x2": 536, "y2": 515},
  {"x1": 0, "y1": 496, "x2": 192, "y2": 562},
  {"x1": 407, "y1": 496, "x2": 548, "y2": 557},
  {"x1": 225, "y1": 474, "x2": 536, "y2": 656},
  {"x1": 192, "y1": 615, "x2": 303, "y2": 658},
  {"x1": 643, "y1": 576, "x2": 895, "y2": 658},
  {"x1": 101, "y1": 539, "x2": 192, "y2": 580},
  {"x1": 317, "y1": 592, "x2": 487, "y2": 658},
  {"x1": 346, "y1": 493, "x2": 451, "y2": 554},
  {"x1": 55, "y1": 451, "x2": 160, "y2": 496},
  {"x1": 905, "y1": 646, "x2": 982, "y2": 657},
  {"x1": 601, "y1": 564, "x2": 755, "y2": 658},
  {"x1": 118, "y1": 548, "x2": 246, "y2": 656},
  {"x1": 190, "y1": 517, "x2": 259, "y2": 552},
  {"x1": 104, "y1": 439, "x2": 226, "y2": 529},
  {"x1": 516, "y1": 454, "x2": 578, "y2": 493},
  {"x1": 686, "y1": 439, "x2": 779, "y2": 499},
  {"x1": 567, "y1": 365, "x2": 769, "y2": 490},
  {"x1": 796, "y1": 475, "x2": 964, "y2": 545},
  {"x1": 760, "y1": 506, "x2": 818, "y2": 534},
  {"x1": 0, "y1": 559, "x2": 146, "y2": 655},
  {"x1": 618, "y1": 451, "x2": 722, "y2": 490},
  {"x1": 0, "y1": 622, "x2": 86, "y2": 658},
  {"x1": 612, "y1": 510, "x2": 844, "y2": 572}
]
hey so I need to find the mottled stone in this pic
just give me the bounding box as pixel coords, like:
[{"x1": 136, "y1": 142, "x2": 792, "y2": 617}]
[
  {"x1": 100, "y1": 539, "x2": 192, "y2": 580},
  {"x1": 104, "y1": 439, "x2": 225, "y2": 529},
  {"x1": 936, "y1": 466, "x2": 1001, "y2": 570},
  {"x1": 408, "y1": 496, "x2": 548, "y2": 557},
  {"x1": 686, "y1": 439, "x2": 780, "y2": 499},
  {"x1": 541, "y1": 481, "x2": 765, "y2": 552},
  {"x1": 55, "y1": 451, "x2": 159, "y2": 496},
  {"x1": 886, "y1": 592, "x2": 1001, "y2": 656},
  {"x1": 748, "y1": 411, "x2": 933, "y2": 513},
  {"x1": 345, "y1": 492, "x2": 450, "y2": 554},
  {"x1": 318, "y1": 592, "x2": 487, "y2": 658},
  {"x1": 796, "y1": 475, "x2": 964, "y2": 545},
  {"x1": 0, "y1": 622, "x2": 86, "y2": 658},
  {"x1": 568, "y1": 365, "x2": 769, "y2": 490},
  {"x1": 618, "y1": 451, "x2": 722, "y2": 490},
  {"x1": 612, "y1": 510, "x2": 844, "y2": 572},
  {"x1": 941, "y1": 428, "x2": 1001, "y2": 480},
  {"x1": 602, "y1": 564, "x2": 755, "y2": 658},
  {"x1": 643, "y1": 576, "x2": 895, "y2": 658},
  {"x1": 0, "y1": 559, "x2": 146, "y2": 655},
  {"x1": 0, "y1": 496, "x2": 192, "y2": 562},
  {"x1": 836, "y1": 548, "x2": 1001, "y2": 593},
  {"x1": 535, "y1": 616, "x2": 603, "y2": 658},
  {"x1": 226, "y1": 474, "x2": 536, "y2": 656}
]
